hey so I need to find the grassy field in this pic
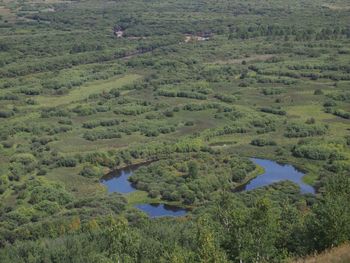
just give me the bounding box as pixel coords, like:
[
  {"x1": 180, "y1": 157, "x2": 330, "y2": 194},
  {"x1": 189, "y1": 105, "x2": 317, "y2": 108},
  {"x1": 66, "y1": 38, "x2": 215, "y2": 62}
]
[{"x1": 35, "y1": 74, "x2": 141, "y2": 107}]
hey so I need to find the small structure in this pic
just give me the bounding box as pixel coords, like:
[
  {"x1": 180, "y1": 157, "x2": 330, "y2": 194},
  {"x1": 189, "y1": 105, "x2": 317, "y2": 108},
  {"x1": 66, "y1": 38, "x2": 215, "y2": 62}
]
[{"x1": 113, "y1": 25, "x2": 124, "y2": 38}]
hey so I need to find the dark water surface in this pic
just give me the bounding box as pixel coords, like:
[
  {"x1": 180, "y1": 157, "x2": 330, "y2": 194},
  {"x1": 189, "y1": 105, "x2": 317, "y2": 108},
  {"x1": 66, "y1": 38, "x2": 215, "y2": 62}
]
[{"x1": 241, "y1": 158, "x2": 315, "y2": 194}]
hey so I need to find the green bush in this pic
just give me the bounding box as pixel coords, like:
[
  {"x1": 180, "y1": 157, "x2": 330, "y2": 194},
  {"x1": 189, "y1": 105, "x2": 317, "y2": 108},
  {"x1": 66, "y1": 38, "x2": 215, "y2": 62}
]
[
  {"x1": 251, "y1": 138, "x2": 277, "y2": 147},
  {"x1": 285, "y1": 122, "x2": 327, "y2": 138}
]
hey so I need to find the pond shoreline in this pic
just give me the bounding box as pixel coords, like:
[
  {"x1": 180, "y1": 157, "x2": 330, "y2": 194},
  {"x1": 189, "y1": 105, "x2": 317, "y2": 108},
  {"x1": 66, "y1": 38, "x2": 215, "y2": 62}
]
[
  {"x1": 101, "y1": 159, "x2": 189, "y2": 217},
  {"x1": 101, "y1": 156, "x2": 316, "y2": 217},
  {"x1": 235, "y1": 158, "x2": 316, "y2": 194}
]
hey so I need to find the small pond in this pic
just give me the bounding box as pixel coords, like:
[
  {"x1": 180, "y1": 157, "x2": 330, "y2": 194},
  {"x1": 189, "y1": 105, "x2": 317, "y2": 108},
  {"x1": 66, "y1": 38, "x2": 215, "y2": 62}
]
[
  {"x1": 101, "y1": 166, "x2": 136, "y2": 194},
  {"x1": 101, "y1": 162, "x2": 188, "y2": 218},
  {"x1": 239, "y1": 158, "x2": 315, "y2": 194}
]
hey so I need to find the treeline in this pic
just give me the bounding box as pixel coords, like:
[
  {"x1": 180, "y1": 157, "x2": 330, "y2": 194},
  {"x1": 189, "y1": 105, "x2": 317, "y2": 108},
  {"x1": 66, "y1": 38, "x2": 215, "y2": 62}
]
[
  {"x1": 158, "y1": 90, "x2": 207, "y2": 100},
  {"x1": 230, "y1": 25, "x2": 350, "y2": 40}
]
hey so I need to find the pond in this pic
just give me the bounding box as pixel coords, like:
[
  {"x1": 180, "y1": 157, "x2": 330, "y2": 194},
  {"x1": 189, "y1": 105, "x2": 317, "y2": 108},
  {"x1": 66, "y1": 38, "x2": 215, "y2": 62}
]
[
  {"x1": 101, "y1": 162, "x2": 188, "y2": 218},
  {"x1": 239, "y1": 158, "x2": 315, "y2": 194},
  {"x1": 101, "y1": 166, "x2": 137, "y2": 194},
  {"x1": 101, "y1": 158, "x2": 315, "y2": 217}
]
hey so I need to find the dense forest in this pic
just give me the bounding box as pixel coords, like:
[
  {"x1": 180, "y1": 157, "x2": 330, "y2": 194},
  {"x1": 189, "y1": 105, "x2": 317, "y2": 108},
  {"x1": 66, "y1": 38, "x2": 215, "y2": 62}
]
[{"x1": 0, "y1": 0, "x2": 349, "y2": 262}]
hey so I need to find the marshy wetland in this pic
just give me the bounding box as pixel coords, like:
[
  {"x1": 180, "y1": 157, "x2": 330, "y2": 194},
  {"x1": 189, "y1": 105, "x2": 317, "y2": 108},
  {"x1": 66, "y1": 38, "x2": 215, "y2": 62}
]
[{"x1": 0, "y1": 0, "x2": 349, "y2": 261}]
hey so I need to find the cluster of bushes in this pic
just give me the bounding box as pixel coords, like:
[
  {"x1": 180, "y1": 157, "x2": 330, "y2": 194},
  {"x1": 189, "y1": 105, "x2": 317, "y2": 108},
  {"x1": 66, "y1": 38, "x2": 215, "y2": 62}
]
[
  {"x1": 285, "y1": 122, "x2": 328, "y2": 138},
  {"x1": 325, "y1": 108, "x2": 350, "y2": 119},
  {"x1": 140, "y1": 125, "x2": 176, "y2": 137},
  {"x1": 326, "y1": 92, "x2": 350, "y2": 102},
  {"x1": 129, "y1": 152, "x2": 255, "y2": 204},
  {"x1": 323, "y1": 100, "x2": 337, "y2": 107},
  {"x1": 230, "y1": 24, "x2": 349, "y2": 40},
  {"x1": 41, "y1": 108, "x2": 70, "y2": 118},
  {"x1": 214, "y1": 94, "x2": 237, "y2": 103},
  {"x1": 255, "y1": 67, "x2": 350, "y2": 81},
  {"x1": 0, "y1": 110, "x2": 14, "y2": 118},
  {"x1": 0, "y1": 122, "x2": 70, "y2": 139},
  {"x1": 256, "y1": 76, "x2": 297, "y2": 85},
  {"x1": 9, "y1": 153, "x2": 38, "y2": 180},
  {"x1": 261, "y1": 87, "x2": 285, "y2": 95},
  {"x1": 0, "y1": 93, "x2": 19, "y2": 101},
  {"x1": 182, "y1": 103, "x2": 223, "y2": 111},
  {"x1": 89, "y1": 88, "x2": 121, "y2": 101},
  {"x1": 80, "y1": 165, "x2": 104, "y2": 178},
  {"x1": 82, "y1": 119, "x2": 120, "y2": 129},
  {"x1": 19, "y1": 87, "x2": 42, "y2": 96},
  {"x1": 214, "y1": 124, "x2": 249, "y2": 137},
  {"x1": 250, "y1": 116, "x2": 277, "y2": 134},
  {"x1": 260, "y1": 106, "x2": 286, "y2": 115},
  {"x1": 158, "y1": 90, "x2": 207, "y2": 100},
  {"x1": 251, "y1": 138, "x2": 277, "y2": 147},
  {"x1": 292, "y1": 140, "x2": 347, "y2": 161},
  {"x1": 324, "y1": 160, "x2": 350, "y2": 173},
  {"x1": 56, "y1": 157, "x2": 77, "y2": 167},
  {"x1": 72, "y1": 105, "x2": 98, "y2": 116}
]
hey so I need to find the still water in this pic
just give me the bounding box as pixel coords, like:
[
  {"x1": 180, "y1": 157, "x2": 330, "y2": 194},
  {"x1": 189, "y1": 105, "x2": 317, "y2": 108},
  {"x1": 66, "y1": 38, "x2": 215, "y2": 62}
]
[
  {"x1": 101, "y1": 158, "x2": 315, "y2": 217},
  {"x1": 101, "y1": 163, "x2": 188, "y2": 217},
  {"x1": 241, "y1": 158, "x2": 315, "y2": 194}
]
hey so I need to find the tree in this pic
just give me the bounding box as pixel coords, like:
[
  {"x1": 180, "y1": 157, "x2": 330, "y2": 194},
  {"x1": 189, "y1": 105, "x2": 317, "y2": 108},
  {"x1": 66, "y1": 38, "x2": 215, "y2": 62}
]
[
  {"x1": 195, "y1": 216, "x2": 228, "y2": 263},
  {"x1": 188, "y1": 161, "x2": 199, "y2": 179},
  {"x1": 217, "y1": 195, "x2": 281, "y2": 262},
  {"x1": 308, "y1": 174, "x2": 350, "y2": 251}
]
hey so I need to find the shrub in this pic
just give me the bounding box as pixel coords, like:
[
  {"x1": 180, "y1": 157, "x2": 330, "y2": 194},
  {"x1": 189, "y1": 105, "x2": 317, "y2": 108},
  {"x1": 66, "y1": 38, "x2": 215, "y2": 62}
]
[
  {"x1": 2, "y1": 141, "x2": 13, "y2": 148},
  {"x1": 80, "y1": 165, "x2": 103, "y2": 178},
  {"x1": 314, "y1": 89, "x2": 323, "y2": 95},
  {"x1": 285, "y1": 123, "x2": 327, "y2": 138},
  {"x1": 292, "y1": 141, "x2": 347, "y2": 160},
  {"x1": 260, "y1": 107, "x2": 286, "y2": 115},
  {"x1": 332, "y1": 109, "x2": 350, "y2": 119},
  {"x1": 57, "y1": 157, "x2": 77, "y2": 167},
  {"x1": 0, "y1": 110, "x2": 14, "y2": 118},
  {"x1": 323, "y1": 100, "x2": 337, "y2": 107},
  {"x1": 251, "y1": 138, "x2": 277, "y2": 147}
]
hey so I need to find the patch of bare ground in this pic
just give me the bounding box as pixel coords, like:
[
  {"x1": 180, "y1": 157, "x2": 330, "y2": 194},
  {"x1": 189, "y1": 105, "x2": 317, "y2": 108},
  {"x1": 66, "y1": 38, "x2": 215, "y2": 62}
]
[
  {"x1": 321, "y1": 4, "x2": 350, "y2": 11},
  {"x1": 208, "y1": 54, "x2": 276, "y2": 65},
  {"x1": 184, "y1": 33, "x2": 212, "y2": 43},
  {"x1": 292, "y1": 243, "x2": 350, "y2": 263}
]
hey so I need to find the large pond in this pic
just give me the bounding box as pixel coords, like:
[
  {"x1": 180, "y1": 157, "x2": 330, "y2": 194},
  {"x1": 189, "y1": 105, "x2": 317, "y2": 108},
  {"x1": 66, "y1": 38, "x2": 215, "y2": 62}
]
[
  {"x1": 101, "y1": 162, "x2": 188, "y2": 218},
  {"x1": 241, "y1": 158, "x2": 315, "y2": 194},
  {"x1": 101, "y1": 158, "x2": 315, "y2": 217}
]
